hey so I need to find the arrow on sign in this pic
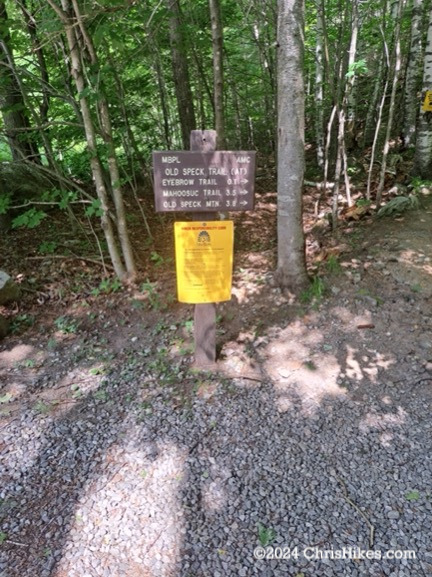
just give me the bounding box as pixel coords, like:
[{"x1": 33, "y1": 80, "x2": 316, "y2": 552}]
[
  {"x1": 240, "y1": 200, "x2": 248, "y2": 206},
  {"x1": 238, "y1": 190, "x2": 248, "y2": 195},
  {"x1": 240, "y1": 178, "x2": 248, "y2": 184}
]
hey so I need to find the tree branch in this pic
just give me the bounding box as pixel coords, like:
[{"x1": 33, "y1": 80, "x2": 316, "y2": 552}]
[{"x1": 46, "y1": 0, "x2": 68, "y2": 23}]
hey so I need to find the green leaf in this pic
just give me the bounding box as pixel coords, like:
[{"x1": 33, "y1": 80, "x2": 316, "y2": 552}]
[
  {"x1": 0, "y1": 393, "x2": 12, "y2": 404},
  {"x1": 257, "y1": 522, "x2": 276, "y2": 547},
  {"x1": 405, "y1": 490, "x2": 420, "y2": 501},
  {"x1": 0, "y1": 194, "x2": 11, "y2": 215},
  {"x1": 78, "y1": 86, "x2": 93, "y2": 100},
  {"x1": 85, "y1": 199, "x2": 103, "y2": 218},
  {"x1": 12, "y1": 208, "x2": 47, "y2": 229},
  {"x1": 0, "y1": 532, "x2": 7, "y2": 544}
]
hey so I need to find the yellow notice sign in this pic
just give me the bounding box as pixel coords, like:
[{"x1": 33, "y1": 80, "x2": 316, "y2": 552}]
[
  {"x1": 174, "y1": 221, "x2": 234, "y2": 303},
  {"x1": 422, "y1": 91, "x2": 432, "y2": 111}
]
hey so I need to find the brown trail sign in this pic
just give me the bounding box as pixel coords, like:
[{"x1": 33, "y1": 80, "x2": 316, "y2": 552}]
[
  {"x1": 153, "y1": 150, "x2": 256, "y2": 212},
  {"x1": 152, "y1": 130, "x2": 256, "y2": 367}
]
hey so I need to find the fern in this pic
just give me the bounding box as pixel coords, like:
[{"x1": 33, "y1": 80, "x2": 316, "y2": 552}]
[{"x1": 377, "y1": 195, "x2": 419, "y2": 218}]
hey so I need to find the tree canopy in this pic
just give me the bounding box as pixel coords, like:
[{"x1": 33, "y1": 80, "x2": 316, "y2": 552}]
[{"x1": 0, "y1": 0, "x2": 431, "y2": 285}]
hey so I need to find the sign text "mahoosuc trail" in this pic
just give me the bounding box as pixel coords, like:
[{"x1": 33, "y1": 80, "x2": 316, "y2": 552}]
[{"x1": 153, "y1": 151, "x2": 256, "y2": 212}]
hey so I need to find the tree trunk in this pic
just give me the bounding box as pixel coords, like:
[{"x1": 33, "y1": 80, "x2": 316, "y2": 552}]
[
  {"x1": 48, "y1": 0, "x2": 126, "y2": 279},
  {"x1": 165, "y1": 0, "x2": 196, "y2": 149},
  {"x1": 402, "y1": 0, "x2": 424, "y2": 147},
  {"x1": 209, "y1": 0, "x2": 226, "y2": 148},
  {"x1": 20, "y1": 0, "x2": 50, "y2": 126},
  {"x1": 376, "y1": 0, "x2": 404, "y2": 206},
  {"x1": 414, "y1": 8, "x2": 432, "y2": 178},
  {"x1": 315, "y1": 0, "x2": 325, "y2": 168},
  {"x1": 276, "y1": 0, "x2": 309, "y2": 293},
  {"x1": 345, "y1": 0, "x2": 359, "y2": 150},
  {"x1": 71, "y1": 0, "x2": 136, "y2": 277},
  {"x1": 0, "y1": 1, "x2": 39, "y2": 162}
]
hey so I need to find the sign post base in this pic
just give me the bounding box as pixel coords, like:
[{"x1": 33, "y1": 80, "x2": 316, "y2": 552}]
[{"x1": 194, "y1": 303, "x2": 217, "y2": 366}]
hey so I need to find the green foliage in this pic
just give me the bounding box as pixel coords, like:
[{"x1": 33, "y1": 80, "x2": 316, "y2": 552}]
[
  {"x1": 410, "y1": 177, "x2": 432, "y2": 193},
  {"x1": 0, "y1": 139, "x2": 11, "y2": 162},
  {"x1": 150, "y1": 251, "x2": 172, "y2": 268},
  {"x1": 12, "y1": 208, "x2": 47, "y2": 229},
  {"x1": 11, "y1": 314, "x2": 34, "y2": 333},
  {"x1": 377, "y1": 195, "x2": 419, "y2": 218},
  {"x1": 346, "y1": 59, "x2": 368, "y2": 78},
  {"x1": 0, "y1": 193, "x2": 11, "y2": 215},
  {"x1": 38, "y1": 241, "x2": 58, "y2": 255},
  {"x1": 300, "y1": 276, "x2": 325, "y2": 304},
  {"x1": 91, "y1": 277, "x2": 122, "y2": 296},
  {"x1": 54, "y1": 316, "x2": 79, "y2": 334},
  {"x1": 85, "y1": 198, "x2": 103, "y2": 218},
  {"x1": 356, "y1": 198, "x2": 371, "y2": 208},
  {"x1": 257, "y1": 523, "x2": 276, "y2": 547},
  {"x1": 0, "y1": 532, "x2": 7, "y2": 545},
  {"x1": 325, "y1": 255, "x2": 342, "y2": 274},
  {"x1": 405, "y1": 490, "x2": 420, "y2": 501},
  {"x1": 140, "y1": 279, "x2": 173, "y2": 311},
  {"x1": 70, "y1": 384, "x2": 82, "y2": 399},
  {"x1": 34, "y1": 400, "x2": 57, "y2": 414}
]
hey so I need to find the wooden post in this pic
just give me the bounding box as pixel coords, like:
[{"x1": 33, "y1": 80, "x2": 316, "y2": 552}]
[{"x1": 191, "y1": 129, "x2": 217, "y2": 367}]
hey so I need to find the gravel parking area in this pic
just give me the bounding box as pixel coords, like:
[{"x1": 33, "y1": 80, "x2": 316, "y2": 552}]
[{"x1": 1, "y1": 198, "x2": 432, "y2": 577}]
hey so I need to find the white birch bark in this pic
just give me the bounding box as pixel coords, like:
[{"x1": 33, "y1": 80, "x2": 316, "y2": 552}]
[
  {"x1": 315, "y1": 0, "x2": 324, "y2": 168},
  {"x1": 276, "y1": 0, "x2": 309, "y2": 292},
  {"x1": 376, "y1": 0, "x2": 405, "y2": 206},
  {"x1": 403, "y1": 0, "x2": 424, "y2": 147},
  {"x1": 71, "y1": 0, "x2": 136, "y2": 278},
  {"x1": 414, "y1": 9, "x2": 432, "y2": 177},
  {"x1": 346, "y1": 0, "x2": 359, "y2": 147},
  {"x1": 47, "y1": 0, "x2": 126, "y2": 279}
]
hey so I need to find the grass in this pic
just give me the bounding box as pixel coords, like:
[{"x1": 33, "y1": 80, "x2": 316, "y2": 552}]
[
  {"x1": 300, "y1": 276, "x2": 325, "y2": 305},
  {"x1": 325, "y1": 254, "x2": 342, "y2": 274}
]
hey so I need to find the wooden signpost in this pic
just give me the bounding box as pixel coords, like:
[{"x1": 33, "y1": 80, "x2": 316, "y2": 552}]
[{"x1": 153, "y1": 130, "x2": 256, "y2": 366}]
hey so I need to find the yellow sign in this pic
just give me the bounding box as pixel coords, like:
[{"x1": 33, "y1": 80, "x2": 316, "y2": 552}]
[
  {"x1": 174, "y1": 221, "x2": 234, "y2": 303},
  {"x1": 422, "y1": 91, "x2": 432, "y2": 111}
]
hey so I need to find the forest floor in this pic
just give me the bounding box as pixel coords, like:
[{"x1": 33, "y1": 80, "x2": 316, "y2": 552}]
[{"x1": 1, "y1": 180, "x2": 432, "y2": 576}]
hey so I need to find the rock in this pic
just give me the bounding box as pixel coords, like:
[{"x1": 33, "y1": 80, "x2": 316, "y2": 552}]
[
  {"x1": 0, "y1": 315, "x2": 9, "y2": 339},
  {"x1": 387, "y1": 511, "x2": 400, "y2": 520},
  {"x1": 0, "y1": 271, "x2": 20, "y2": 305}
]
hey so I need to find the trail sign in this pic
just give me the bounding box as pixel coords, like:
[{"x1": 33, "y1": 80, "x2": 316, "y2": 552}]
[
  {"x1": 153, "y1": 151, "x2": 256, "y2": 212},
  {"x1": 422, "y1": 91, "x2": 432, "y2": 112}
]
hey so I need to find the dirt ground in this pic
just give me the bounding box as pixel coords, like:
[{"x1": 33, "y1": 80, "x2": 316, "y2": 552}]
[{"x1": 1, "y1": 184, "x2": 432, "y2": 417}]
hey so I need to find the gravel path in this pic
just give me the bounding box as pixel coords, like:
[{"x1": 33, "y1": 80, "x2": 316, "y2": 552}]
[
  {"x1": 1, "y1": 207, "x2": 432, "y2": 577},
  {"x1": 1, "y1": 329, "x2": 432, "y2": 576}
]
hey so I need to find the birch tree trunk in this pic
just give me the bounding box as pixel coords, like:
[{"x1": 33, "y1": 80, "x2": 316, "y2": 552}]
[
  {"x1": 70, "y1": 0, "x2": 136, "y2": 277},
  {"x1": 414, "y1": 8, "x2": 432, "y2": 177},
  {"x1": 47, "y1": 0, "x2": 126, "y2": 279},
  {"x1": 345, "y1": 0, "x2": 359, "y2": 150},
  {"x1": 209, "y1": 0, "x2": 226, "y2": 148},
  {"x1": 314, "y1": 0, "x2": 325, "y2": 168},
  {"x1": 276, "y1": 0, "x2": 309, "y2": 293},
  {"x1": 402, "y1": 0, "x2": 424, "y2": 147},
  {"x1": 376, "y1": 0, "x2": 404, "y2": 205}
]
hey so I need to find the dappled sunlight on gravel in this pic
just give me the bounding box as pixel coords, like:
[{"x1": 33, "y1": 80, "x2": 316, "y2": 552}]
[{"x1": 55, "y1": 441, "x2": 187, "y2": 577}]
